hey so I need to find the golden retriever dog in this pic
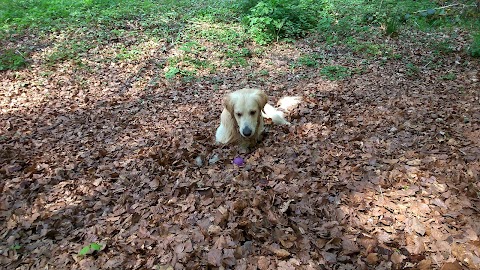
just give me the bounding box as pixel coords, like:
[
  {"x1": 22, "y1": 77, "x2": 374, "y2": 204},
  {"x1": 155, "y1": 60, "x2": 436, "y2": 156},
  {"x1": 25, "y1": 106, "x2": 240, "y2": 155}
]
[{"x1": 215, "y1": 88, "x2": 290, "y2": 147}]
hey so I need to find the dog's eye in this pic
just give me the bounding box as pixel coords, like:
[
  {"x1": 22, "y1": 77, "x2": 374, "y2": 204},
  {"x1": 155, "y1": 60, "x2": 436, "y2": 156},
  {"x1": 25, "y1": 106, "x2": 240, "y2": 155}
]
[
  {"x1": 249, "y1": 110, "x2": 256, "y2": 115},
  {"x1": 236, "y1": 113, "x2": 242, "y2": 117}
]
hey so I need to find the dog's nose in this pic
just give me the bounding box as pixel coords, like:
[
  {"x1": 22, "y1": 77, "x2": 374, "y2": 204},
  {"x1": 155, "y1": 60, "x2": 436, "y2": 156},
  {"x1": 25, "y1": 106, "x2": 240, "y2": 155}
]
[{"x1": 242, "y1": 127, "x2": 252, "y2": 137}]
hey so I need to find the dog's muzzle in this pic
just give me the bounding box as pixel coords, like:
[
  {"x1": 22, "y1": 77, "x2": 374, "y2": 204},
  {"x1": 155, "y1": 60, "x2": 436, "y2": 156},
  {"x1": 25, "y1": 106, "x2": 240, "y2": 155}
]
[{"x1": 241, "y1": 126, "x2": 252, "y2": 137}]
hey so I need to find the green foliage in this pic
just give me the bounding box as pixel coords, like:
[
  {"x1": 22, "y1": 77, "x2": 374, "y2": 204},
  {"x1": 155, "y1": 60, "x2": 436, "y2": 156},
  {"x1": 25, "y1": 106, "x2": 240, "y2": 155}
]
[
  {"x1": 0, "y1": 49, "x2": 27, "y2": 70},
  {"x1": 242, "y1": 0, "x2": 329, "y2": 44},
  {"x1": 291, "y1": 53, "x2": 323, "y2": 68},
  {"x1": 164, "y1": 56, "x2": 205, "y2": 80},
  {"x1": 432, "y1": 40, "x2": 455, "y2": 55},
  {"x1": 1, "y1": 0, "x2": 120, "y2": 31},
  {"x1": 235, "y1": 0, "x2": 263, "y2": 15},
  {"x1": 78, "y1": 242, "x2": 103, "y2": 257},
  {"x1": 0, "y1": 0, "x2": 190, "y2": 39},
  {"x1": 2, "y1": 0, "x2": 478, "y2": 69},
  {"x1": 320, "y1": 65, "x2": 352, "y2": 80},
  {"x1": 115, "y1": 48, "x2": 142, "y2": 61},
  {"x1": 164, "y1": 62, "x2": 198, "y2": 80},
  {"x1": 46, "y1": 41, "x2": 91, "y2": 64},
  {"x1": 10, "y1": 244, "x2": 22, "y2": 251},
  {"x1": 405, "y1": 62, "x2": 419, "y2": 76},
  {"x1": 441, "y1": 72, "x2": 456, "y2": 81},
  {"x1": 384, "y1": 17, "x2": 399, "y2": 37},
  {"x1": 165, "y1": 66, "x2": 181, "y2": 79},
  {"x1": 346, "y1": 38, "x2": 379, "y2": 55},
  {"x1": 199, "y1": 26, "x2": 249, "y2": 46},
  {"x1": 225, "y1": 47, "x2": 251, "y2": 67},
  {"x1": 325, "y1": 0, "x2": 479, "y2": 42},
  {"x1": 468, "y1": 32, "x2": 480, "y2": 58},
  {"x1": 179, "y1": 41, "x2": 206, "y2": 54},
  {"x1": 163, "y1": 40, "x2": 214, "y2": 79}
]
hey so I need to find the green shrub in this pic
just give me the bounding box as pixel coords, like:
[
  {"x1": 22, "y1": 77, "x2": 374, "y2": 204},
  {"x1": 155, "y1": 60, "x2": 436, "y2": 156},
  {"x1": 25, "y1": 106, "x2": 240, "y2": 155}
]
[
  {"x1": 405, "y1": 62, "x2": 419, "y2": 76},
  {"x1": 320, "y1": 65, "x2": 351, "y2": 80},
  {"x1": 243, "y1": 0, "x2": 329, "y2": 44},
  {"x1": 291, "y1": 53, "x2": 323, "y2": 68},
  {"x1": 441, "y1": 72, "x2": 456, "y2": 80},
  {"x1": 468, "y1": 33, "x2": 480, "y2": 58},
  {"x1": 0, "y1": 49, "x2": 27, "y2": 71},
  {"x1": 165, "y1": 67, "x2": 181, "y2": 79},
  {"x1": 384, "y1": 17, "x2": 399, "y2": 37},
  {"x1": 235, "y1": 0, "x2": 263, "y2": 15}
]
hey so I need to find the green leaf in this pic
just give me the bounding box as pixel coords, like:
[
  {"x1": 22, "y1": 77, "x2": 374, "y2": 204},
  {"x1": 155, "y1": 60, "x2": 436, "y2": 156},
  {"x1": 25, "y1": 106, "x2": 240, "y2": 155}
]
[
  {"x1": 165, "y1": 67, "x2": 180, "y2": 79},
  {"x1": 10, "y1": 244, "x2": 22, "y2": 250},
  {"x1": 78, "y1": 242, "x2": 103, "y2": 256}
]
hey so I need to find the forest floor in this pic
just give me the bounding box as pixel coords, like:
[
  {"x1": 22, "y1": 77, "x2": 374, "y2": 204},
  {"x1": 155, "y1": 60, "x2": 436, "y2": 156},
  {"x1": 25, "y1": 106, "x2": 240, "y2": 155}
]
[{"x1": 1, "y1": 4, "x2": 480, "y2": 269}]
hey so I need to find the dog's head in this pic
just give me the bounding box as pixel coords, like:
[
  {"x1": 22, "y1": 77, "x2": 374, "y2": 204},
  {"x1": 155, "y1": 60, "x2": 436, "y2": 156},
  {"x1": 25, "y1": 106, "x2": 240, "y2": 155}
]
[{"x1": 224, "y1": 88, "x2": 268, "y2": 138}]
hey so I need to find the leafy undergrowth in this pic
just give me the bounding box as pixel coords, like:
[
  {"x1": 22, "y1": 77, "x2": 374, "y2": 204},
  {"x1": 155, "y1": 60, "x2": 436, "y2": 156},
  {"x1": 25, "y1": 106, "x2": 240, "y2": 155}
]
[{"x1": 1, "y1": 9, "x2": 480, "y2": 270}]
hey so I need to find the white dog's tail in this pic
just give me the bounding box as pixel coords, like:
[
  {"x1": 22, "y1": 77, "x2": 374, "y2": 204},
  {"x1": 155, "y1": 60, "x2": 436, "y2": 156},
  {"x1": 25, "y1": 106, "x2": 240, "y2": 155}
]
[
  {"x1": 262, "y1": 96, "x2": 302, "y2": 125},
  {"x1": 262, "y1": 103, "x2": 291, "y2": 125}
]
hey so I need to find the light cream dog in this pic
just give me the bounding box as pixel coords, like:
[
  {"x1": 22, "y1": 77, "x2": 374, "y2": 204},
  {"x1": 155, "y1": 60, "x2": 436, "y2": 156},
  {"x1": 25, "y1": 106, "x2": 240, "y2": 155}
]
[{"x1": 215, "y1": 88, "x2": 290, "y2": 147}]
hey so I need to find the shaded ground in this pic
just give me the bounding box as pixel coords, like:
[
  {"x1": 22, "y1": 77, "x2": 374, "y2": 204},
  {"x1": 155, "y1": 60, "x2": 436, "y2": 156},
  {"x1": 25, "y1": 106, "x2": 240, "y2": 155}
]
[{"x1": 1, "y1": 27, "x2": 480, "y2": 269}]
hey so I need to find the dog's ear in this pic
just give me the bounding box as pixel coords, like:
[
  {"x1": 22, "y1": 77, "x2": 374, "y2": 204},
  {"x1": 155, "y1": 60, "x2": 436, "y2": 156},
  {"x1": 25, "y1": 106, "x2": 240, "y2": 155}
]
[
  {"x1": 255, "y1": 90, "x2": 268, "y2": 110},
  {"x1": 223, "y1": 95, "x2": 235, "y2": 116}
]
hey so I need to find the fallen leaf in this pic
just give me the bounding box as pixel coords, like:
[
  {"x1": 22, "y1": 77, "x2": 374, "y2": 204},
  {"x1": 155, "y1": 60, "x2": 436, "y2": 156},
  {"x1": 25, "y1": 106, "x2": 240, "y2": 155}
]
[
  {"x1": 341, "y1": 238, "x2": 360, "y2": 255},
  {"x1": 104, "y1": 255, "x2": 125, "y2": 269},
  {"x1": 440, "y1": 261, "x2": 463, "y2": 270},
  {"x1": 407, "y1": 159, "x2": 422, "y2": 166},
  {"x1": 257, "y1": 256, "x2": 272, "y2": 270},
  {"x1": 207, "y1": 248, "x2": 222, "y2": 266},
  {"x1": 156, "y1": 266, "x2": 174, "y2": 270},
  {"x1": 280, "y1": 199, "x2": 294, "y2": 213},
  {"x1": 366, "y1": 253, "x2": 379, "y2": 265},
  {"x1": 406, "y1": 235, "x2": 426, "y2": 255},
  {"x1": 451, "y1": 243, "x2": 480, "y2": 269},
  {"x1": 358, "y1": 237, "x2": 377, "y2": 254},
  {"x1": 410, "y1": 217, "x2": 426, "y2": 236},
  {"x1": 431, "y1": 198, "x2": 448, "y2": 209},
  {"x1": 269, "y1": 245, "x2": 290, "y2": 258},
  {"x1": 417, "y1": 259, "x2": 432, "y2": 270},
  {"x1": 277, "y1": 260, "x2": 296, "y2": 270},
  {"x1": 2, "y1": 13, "x2": 479, "y2": 269},
  {"x1": 208, "y1": 225, "x2": 222, "y2": 235},
  {"x1": 390, "y1": 252, "x2": 405, "y2": 264},
  {"x1": 321, "y1": 251, "x2": 337, "y2": 264}
]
